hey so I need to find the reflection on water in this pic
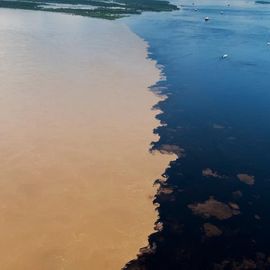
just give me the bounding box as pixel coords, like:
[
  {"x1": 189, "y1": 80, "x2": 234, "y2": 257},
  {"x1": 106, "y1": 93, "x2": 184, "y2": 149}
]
[
  {"x1": 0, "y1": 9, "x2": 173, "y2": 270},
  {"x1": 124, "y1": 0, "x2": 270, "y2": 269}
]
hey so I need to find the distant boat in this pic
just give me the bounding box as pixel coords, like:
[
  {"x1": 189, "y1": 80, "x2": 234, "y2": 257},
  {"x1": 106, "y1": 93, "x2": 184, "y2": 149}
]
[
  {"x1": 222, "y1": 54, "x2": 228, "y2": 59},
  {"x1": 204, "y1": 16, "x2": 209, "y2": 21}
]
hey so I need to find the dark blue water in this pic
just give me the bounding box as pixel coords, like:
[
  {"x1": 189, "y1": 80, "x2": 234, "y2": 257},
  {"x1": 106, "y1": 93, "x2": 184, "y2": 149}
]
[{"x1": 123, "y1": 1, "x2": 270, "y2": 269}]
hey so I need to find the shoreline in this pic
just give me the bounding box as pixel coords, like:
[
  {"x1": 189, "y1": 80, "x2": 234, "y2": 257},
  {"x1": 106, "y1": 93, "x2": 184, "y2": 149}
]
[
  {"x1": 0, "y1": 0, "x2": 178, "y2": 20},
  {"x1": 0, "y1": 9, "x2": 175, "y2": 270}
]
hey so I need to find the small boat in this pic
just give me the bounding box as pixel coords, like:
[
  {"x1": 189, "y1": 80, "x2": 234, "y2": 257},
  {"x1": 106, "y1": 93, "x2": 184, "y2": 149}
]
[
  {"x1": 222, "y1": 54, "x2": 228, "y2": 59},
  {"x1": 204, "y1": 16, "x2": 209, "y2": 21},
  {"x1": 267, "y1": 42, "x2": 270, "y2": 46}
]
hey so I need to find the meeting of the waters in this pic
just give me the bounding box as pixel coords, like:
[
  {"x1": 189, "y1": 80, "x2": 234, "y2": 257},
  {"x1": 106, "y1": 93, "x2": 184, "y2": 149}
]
[{"x1": 1, "y1": 0, "x2": 270, "y2": 269}]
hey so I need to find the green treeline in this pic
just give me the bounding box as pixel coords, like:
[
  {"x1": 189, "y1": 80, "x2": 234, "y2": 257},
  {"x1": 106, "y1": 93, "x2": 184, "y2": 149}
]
[{"x1": 0, "y1": 0, "x2": 178, "y2": 19}]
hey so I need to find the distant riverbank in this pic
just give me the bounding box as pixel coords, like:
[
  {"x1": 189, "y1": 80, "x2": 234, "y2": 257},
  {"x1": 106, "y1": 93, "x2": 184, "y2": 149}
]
[{"x1": 0, "y1": 0, "x2": 178, "y2": 19}]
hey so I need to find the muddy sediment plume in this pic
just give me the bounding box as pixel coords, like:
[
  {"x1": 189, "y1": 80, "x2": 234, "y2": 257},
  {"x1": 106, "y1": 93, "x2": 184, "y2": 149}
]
[{"x1": 0, "y1": 10, "x2": 175, "y2": 270}]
